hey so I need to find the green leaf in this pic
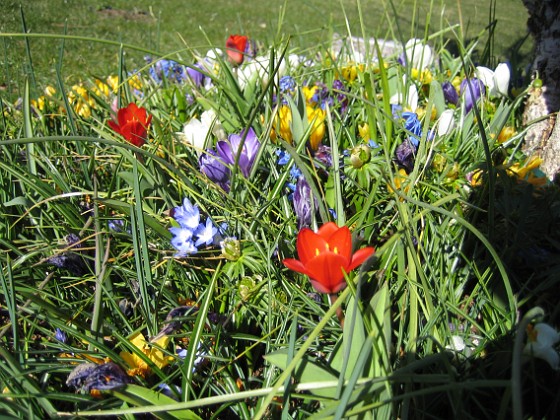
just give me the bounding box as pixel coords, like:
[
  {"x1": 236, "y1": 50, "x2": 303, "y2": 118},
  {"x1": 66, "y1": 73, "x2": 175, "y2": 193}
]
[
  {"x1": 110, "y1": 384, "x2": 202, "y2": 420},
  {"x1": 264, "y1": 349, "x2": 338, "y2": 398}
]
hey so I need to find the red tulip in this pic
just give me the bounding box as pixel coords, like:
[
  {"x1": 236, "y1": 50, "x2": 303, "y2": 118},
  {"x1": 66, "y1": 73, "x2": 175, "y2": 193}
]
[
  {"x1": 226, "y1": 34, "x2": 248, "y2": 66},
  {"x1": 108, "y1": 103, "x2": 152, "y2": 147},
  {"x1": 283, "y1": 222, "x2": 375, "y2": 294}
]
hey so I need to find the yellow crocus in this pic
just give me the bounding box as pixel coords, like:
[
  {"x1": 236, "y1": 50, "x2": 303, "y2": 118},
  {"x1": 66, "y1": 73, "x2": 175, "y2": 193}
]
[
  {"x1": 120, "y1": 332, "x2": 173, "y2": 378},
  {"x1": 307, "y1": 106, "x2": 326, "y2": 150},
  {"x1": 271, "y1": 105, "x2": 293, "y2": 144}
]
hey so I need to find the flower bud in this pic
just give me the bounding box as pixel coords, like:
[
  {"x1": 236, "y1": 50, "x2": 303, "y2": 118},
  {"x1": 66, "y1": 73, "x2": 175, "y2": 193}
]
[
  {"x1": 221, "y1": 237, "x2": 241, "y2": 261},
  {"x1": 350, "y1": 144, "x2": 372, "y2": 169}
]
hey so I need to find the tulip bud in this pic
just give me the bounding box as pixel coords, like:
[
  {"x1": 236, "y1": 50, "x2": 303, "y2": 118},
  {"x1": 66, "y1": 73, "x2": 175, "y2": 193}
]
[{"x1": 349, "y1": 144, "x2": 372, "y2": 169}]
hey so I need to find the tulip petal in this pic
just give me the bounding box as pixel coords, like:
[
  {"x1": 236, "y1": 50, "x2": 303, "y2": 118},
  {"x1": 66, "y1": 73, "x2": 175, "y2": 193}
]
[
  {"x1": 317, "y1": 222, "x2": 339, "y2": 240},
  {"x1": 326, "y1": 225, "x2": 353, "y2": 260},
  {"x1": 297, "y1": 228, "x2": 327, "y2": 264},
  {"x1": 282, "y1": 258, "x2": 308, "y2": 275},
  {"x1": 348, "y1": 247, "x2": 375, "y2": 271},
  {"x1": 305, "y1": 252, "x2": 349, "y2": 294}
]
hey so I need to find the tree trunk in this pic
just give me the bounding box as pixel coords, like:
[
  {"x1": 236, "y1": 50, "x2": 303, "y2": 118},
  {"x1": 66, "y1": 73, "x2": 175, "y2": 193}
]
[{"x1": 521, "y1": 0, "x2": 560, "y2": 180}]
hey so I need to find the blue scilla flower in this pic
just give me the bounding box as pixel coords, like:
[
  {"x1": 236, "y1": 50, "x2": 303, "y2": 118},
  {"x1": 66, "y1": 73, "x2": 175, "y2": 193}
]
[
  {"x1": 55, "y1": 328, "x2": 68, "y2": 344},
  {"x1": 279, "y1": 75, "x2": 296, "y2": 94},
  {"x1": 402, "y1": 112, "x2": 422, "y2": 146},
  {"x1": 173, "y1": 198, "x2": 200, "y2": 230},
  {"x1": 194, "y1": 218, "x2": 218, "y2": 247},
  {"x1": 276, "y1": 149, "x2": 291, "y2": 165},
  {"x1": 169, "y1": 227, "x2": 198, "y2": 257}
]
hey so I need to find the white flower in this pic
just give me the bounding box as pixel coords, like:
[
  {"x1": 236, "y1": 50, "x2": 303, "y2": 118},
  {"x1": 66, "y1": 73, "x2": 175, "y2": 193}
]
[
  {"x1": 475, "y1": 63, "x2": 510, "y2": 97},
  {"x1": 404, "y1": 38, "x2": 433, "y2": 70},
  {"x1": 436, "y1": 109, "x2": 455, "y2": 137},
  {"x1": 237, "y1": 53, "x2": 299, "y2": 90},
  {"x1": 390, "y1": 77, "x2": 418, "y2": 112},
  {"x1": 446, "y1": 335, "x2": 473, "y2": 357},
  {"x1": 524, "y1": 322, "x2": 560, "y2": 370},
  {"x1": 177, "y1": 109, "x2": 224, "y2": 151}
]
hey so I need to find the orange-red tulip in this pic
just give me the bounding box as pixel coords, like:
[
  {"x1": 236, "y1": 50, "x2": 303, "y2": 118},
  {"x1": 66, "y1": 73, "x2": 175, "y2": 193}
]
[
  {"x1": 283, "y1": 222, "x2": 375, "y2": 294},
  {"x1": 108, "y1": 103, "x2": 152, "y2": 147},
  {"x1": 226, "y1": 35, "x2": 248, "y2": 66}
]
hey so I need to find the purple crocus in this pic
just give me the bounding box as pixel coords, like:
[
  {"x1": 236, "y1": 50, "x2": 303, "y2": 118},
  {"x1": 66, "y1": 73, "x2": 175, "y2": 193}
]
[
  {"x1": 441, "y1": 81, "x2": 459, "y2": 105},
  {"x1": 217, "y1": 128, "x2": 260, "y2": 178},
  {"x1": 395, "y1": 139, "x2": 418, "y2": 173},
  {"x1": 186, "y1": 63, "x2": 205, "y2": 87},
  {"x1": 293, "y1": 177, "x2": 315, "y2": 228},
  {"x1": 460, "y1": 78, "x2": 485, "y2": 113},
  {"x1": 199, "y1": 149, "x2": 231, "y2": 191}
]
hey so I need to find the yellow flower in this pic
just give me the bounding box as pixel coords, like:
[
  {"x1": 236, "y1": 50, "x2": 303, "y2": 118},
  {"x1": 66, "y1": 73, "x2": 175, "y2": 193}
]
[
  {"x1": 120, "y1": 332, "x2": 172, "y2": 378},
  {"x1": 44, "y1": 85, "x2": 56, "y2": 97},
  {"x1": 388, "y1": 168, "x2": 410, "y2": 194},
  {"x1": 411, "y1": 68, "x2": 433, "y2": 85},
  {"x1": 507, "y1": 156, "x2": 542, "y2": 179},
  {"x1": 106, "y1": 75, "x2": 119, "y2": 93},
  {"x1": 498, "y1": 126, "x2": 516, "y2": 143},
  {"x1": 302, "y1": 85, "x2": 318, "y2": 105},
  {"x1": 358, "y1": 123, "x2": 370, "y2": 141},
  {"x1": 339, "y1": 63, "x2": 365, "y2": 82},
  {"x1": 271, "y1": 105, "x2": 293, "y2": 144},
  {"x1": 127, "y1": 73, "x2": 143, "y2": 91},
  {"x1": 93, "y1": 79, "x2": 110, "y2": 97},
  {"x1": 468, "y1": 169, "x2": 484, "y2": 187},
  {"x1": 307, "y1": 106, "x2": 326, "y2": 150}
]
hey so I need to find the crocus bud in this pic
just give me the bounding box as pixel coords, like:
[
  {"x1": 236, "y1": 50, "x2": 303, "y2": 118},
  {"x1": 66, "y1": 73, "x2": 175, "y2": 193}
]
[
  {"x1": 441, "y1": 81, "x2": 459, "y2": 105},
  {"x1": 349, "y1": 144, "x2": 372, "y2": 169},
  {"x1": 293, "y1": 177, "x2": 315, "y2": 228},
  {"x1": 460, "y1": 78, "x2": 485, "y2": 113}
]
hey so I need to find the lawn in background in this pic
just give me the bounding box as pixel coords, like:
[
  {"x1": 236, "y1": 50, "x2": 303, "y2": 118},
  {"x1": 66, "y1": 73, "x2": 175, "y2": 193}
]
[{"x1": 1, "y1": 0, "x2": 530, "y2": 96}]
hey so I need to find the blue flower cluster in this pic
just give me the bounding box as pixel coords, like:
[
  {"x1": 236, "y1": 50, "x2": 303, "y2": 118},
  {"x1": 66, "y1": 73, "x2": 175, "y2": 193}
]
[
  {"x1": 169, "y1": 198, "x2": 218, "y2": 257},
  {"x1": 144, "y1": 56, "x2": 210, "y2": 88}
]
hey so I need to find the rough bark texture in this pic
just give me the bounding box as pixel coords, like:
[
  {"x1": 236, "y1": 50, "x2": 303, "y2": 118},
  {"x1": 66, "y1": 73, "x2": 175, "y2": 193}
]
[{"x1": 522, "y1": 0, "x2": 560, "y2": 180}]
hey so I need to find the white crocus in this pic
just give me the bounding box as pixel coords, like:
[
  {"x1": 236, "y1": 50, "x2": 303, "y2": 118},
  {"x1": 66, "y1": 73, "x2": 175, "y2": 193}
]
[
  {"x1": 524, "y1": 322, "x2": 560, "y2": 370},
  {"x1": 437, "y1": 109, "x2": 455, "y2": 137},
  {"x1": 176, "y1": 109, "x2": 222, "y2": 152},
  {"x1": 404, "y1": 38, "x2": 433, "y2": 70},
  {"x1": 390, "y1": 76, "x2": 418, "y2": 112},
  {"x1": 475, "y1": 63, "x2": 510, "y2": 97},
  {"x1": 237, "y1": 53, "x2": 300, "y2": 90}
]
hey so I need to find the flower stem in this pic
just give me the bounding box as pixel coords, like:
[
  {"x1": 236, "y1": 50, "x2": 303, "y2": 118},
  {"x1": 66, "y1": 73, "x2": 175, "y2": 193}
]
[{"x1": 329, "y1": 293, "x2": 345, "y2": 329}]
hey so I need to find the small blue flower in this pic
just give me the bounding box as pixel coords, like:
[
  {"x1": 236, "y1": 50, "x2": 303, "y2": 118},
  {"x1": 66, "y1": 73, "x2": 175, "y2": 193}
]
[
  {"x1": 402, "y1": 112, "x2": 422, "y2": 146},
  {"x1": 169, "y1": 227, "x2": 198, "y2": 257},
  {"x1": 55, "y1": 328, "x2": 68, "y2": 344},
  {"x1": 276, "y1": 149, "x2": 291, "y2": 165},
  {"x1": 194, "y1": 218, "x2": 218, "y2": 247},
  {"x1": 173, "y1": 198, "x2": 200, "y2": 230}
]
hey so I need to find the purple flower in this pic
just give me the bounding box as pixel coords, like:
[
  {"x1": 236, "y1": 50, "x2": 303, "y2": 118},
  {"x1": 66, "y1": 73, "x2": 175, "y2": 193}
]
[
  {"x1": 460, "y1": 78, "x2": 485, "y2": 113},
  {"x1": 314, "y1": 144, "x2": 333, "y2": 168},
  {"x1": 395, "y1": 139, "x2": 418, "y2": 173},
  {"x1": 199, "y1": 149, "x2": 231, "y2": 191},
  {"x1": 186, "y1": 64, "x2": 205, "y2": 87},
  {"x1": 293, "y1": 177, "x2": 315, "y2": 228},
  {"x1": 441, "y1": 81, "x2": 459, "y2": 105},
  {"x1": 217, "y1": 128, "x2": 260, "y2": 178}
]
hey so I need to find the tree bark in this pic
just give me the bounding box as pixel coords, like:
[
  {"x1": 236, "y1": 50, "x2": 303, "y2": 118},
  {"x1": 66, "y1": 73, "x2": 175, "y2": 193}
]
[{"x1": 521, "y1": 0, "x2": 560, "y2": 180}]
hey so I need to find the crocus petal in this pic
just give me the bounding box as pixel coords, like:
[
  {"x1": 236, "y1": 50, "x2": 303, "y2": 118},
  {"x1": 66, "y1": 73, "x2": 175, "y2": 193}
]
[{"x1": 493, "y1": 63, "x2": 510, "y2": 96}]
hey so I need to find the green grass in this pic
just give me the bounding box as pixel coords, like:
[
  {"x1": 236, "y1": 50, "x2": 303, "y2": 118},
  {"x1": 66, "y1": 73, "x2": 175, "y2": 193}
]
[{"x1": 1, "y1": 0, "x2": 530, "y2": 96}]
